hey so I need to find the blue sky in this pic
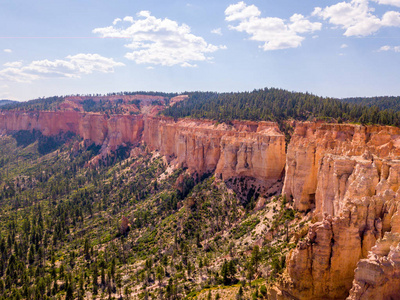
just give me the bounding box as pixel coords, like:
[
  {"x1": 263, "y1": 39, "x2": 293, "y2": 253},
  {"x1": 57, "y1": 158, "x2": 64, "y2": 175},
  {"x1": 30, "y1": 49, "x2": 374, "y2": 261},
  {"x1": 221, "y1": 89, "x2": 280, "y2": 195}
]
[{"x1": 1, "y1": 0, "x2": 400, "y2": 101}]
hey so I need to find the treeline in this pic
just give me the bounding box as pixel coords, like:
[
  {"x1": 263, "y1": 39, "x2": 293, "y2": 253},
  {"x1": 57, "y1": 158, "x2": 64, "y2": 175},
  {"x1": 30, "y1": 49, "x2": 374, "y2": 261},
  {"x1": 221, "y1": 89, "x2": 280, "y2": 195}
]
[
  {"x1": 1, "y1": 97, "x2": 64, "y2": 112},
  {"x1": 162, "y1": 88, "x2": 400, "y2": 126},
  {"x1": 0, "y1": 91, "x2": 180, "y2": 112},
  {"x1": 342, "y1": 96, "x2": 400, "y2": 112}
]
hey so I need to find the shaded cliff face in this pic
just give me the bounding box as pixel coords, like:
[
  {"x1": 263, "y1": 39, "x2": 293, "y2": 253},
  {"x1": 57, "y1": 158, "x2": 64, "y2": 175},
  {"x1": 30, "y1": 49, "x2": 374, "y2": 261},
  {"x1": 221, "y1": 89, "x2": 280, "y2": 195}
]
[
  {"x1": 0, "y1": 110, "x2": 144, "y2": 150},
  {"x1": 281, "y1": 122, "x2": 400, "y2": 300}
]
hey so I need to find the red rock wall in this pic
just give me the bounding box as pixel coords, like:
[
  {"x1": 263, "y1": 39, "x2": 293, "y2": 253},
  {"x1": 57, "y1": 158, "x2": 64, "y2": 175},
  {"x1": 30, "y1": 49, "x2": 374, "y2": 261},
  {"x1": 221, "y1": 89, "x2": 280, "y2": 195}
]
[
  {"x1": 280, "y1": 122, "x2": 400, "y2": 300},
  {"x1": 0, "y1": 111, "x2": 286, "y2": 185},
  {"x1": 143, "y1": 116, "x2": 286, "y2": 183},
  {"x1": 0, "y1": 110, "x2": 144, "y2": 149}
]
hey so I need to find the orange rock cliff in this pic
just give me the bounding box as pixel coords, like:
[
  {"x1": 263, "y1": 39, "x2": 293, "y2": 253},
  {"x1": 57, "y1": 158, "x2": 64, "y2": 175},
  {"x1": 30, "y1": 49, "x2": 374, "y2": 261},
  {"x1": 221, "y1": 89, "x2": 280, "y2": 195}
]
[
  {"x1": 279, "y1": 122, "x2": 400, "y2": 300},
  {"x1": 2, "y1": 109, "x2": 400, "y2": 299}
]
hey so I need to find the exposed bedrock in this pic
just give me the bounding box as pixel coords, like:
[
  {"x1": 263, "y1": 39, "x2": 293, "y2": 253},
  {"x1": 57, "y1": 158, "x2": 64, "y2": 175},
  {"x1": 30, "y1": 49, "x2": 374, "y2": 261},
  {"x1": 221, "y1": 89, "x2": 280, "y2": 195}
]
[
  {"x1": 0, "y1": 110, "x2": 144, "y2": 149},
  {"x1": 143, "y1": 116, "x2": 286, "y2": 190},
  {"x1": 280, "y1": 122, "x2": 400, "y2": 300},
  {"x1": 0, "y1": 111, "x2": 286, "y2": 191}
]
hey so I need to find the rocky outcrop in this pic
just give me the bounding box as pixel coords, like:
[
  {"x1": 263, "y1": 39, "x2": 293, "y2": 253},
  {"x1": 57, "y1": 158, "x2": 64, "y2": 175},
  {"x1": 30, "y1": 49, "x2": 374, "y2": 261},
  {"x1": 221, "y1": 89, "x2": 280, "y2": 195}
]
[
  {"x1": 348, "y1": 233, "x2": 400, "y2": 300},
  {"x1": 281, "y1": 122, "x2": 400, "y2": 300}
]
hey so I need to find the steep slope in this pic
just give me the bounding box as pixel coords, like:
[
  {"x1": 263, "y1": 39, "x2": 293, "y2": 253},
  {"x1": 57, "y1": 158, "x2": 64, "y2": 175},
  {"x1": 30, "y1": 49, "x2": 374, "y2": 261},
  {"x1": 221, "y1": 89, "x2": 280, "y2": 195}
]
[{"x1": 278, "y1": 122, "x2": 400, "y2": 300}]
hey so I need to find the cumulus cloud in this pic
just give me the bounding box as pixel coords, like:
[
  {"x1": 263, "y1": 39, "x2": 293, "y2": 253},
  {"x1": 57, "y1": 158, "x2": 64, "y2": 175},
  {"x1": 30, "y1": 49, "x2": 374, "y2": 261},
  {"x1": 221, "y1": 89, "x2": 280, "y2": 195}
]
[
  {"x1": 0, "y1": 53, "x2": 124, "y2": 83},
  {"x1": 379, "y1": 45, "x2": 400, "y2": 51},
  {"x1": 3, "y1": 49, "x2": 12, "y2": 53},
  {"x1": 225, "y1": 2, "x2": 321, "y2": 51},
  {"x1": 313, "y1": 0, "x2": 400, "y2": 36},
  {"x1": 341, "y1": 43, "x2": 348, "y2": 48},
  {"x1": 372, "y1": 0, "x2": 400, "y2": 7},
  {"x1": 93, "y1": 11, "x2": 226, "y2": 67}
]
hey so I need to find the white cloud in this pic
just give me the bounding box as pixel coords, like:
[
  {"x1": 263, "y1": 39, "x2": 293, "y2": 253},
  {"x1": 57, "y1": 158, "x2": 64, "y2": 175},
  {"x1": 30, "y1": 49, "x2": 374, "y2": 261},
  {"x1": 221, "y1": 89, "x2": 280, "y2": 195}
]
[
  {"x1": 0, "y1": 53, "x2": 124, "y2": 83},
  {"x1": 382, "y1": 11, "x2": 400, "y2": 26},
  {"x1": 113, "y1": 18, "x2": 122, "y2": 25},
  {"x1": 3, "y1": 61, "x2": 23, "y2": 68},
  {"x1": 341, "y1": 43, "x2": 348, "y2": 48},
  {"x1": 225, "y1": 2, "x2": 261, "y2": 21},
  {"x1": 93, "y1": 11, "x2": 225, "y2": 67},
  {"x1": 379, "y1": 45, "x2": 400, "y2": 51},
  {"x1": 3, "y1": 49, "x2": 12, "y2": 53},
  {"x1": 372, "y1": 0, "x2": 400, "y2": 7},
  {"x1": 225, "y1": 2, "x2": 321, "y2": 51},
  {"x1": 211, "y1": 28, "x2": 222, "y2": 35},
  {"x1": 313, "y1": 0, "x2": 400, "y2": 36},
  {"x1": 123, "y1": 16, "x2": 135, "y2": 23}
]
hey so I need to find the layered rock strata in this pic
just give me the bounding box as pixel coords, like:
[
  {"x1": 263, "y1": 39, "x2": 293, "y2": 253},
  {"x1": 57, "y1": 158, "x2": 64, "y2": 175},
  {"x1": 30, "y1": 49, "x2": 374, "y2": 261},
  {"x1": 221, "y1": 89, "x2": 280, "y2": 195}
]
[
  {"x1": 143, "y1": 116, "x2": 286, "y2": 183},
  {"x1": 0, "y1": 110, "x2": 144, "y2": 149},
  {"x1": 281, "y1": 122, "x2": 400, "y2": 299},
  {"x1": 0, "y1": 111, "x2": 286, "y2": 188}
]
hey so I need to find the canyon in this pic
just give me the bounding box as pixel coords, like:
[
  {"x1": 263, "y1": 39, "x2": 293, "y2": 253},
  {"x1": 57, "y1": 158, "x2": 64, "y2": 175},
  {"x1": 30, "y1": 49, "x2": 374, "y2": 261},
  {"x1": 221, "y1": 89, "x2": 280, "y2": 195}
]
[{"x1": 1, "y1": 106, "x2": 400, "y2": 299}]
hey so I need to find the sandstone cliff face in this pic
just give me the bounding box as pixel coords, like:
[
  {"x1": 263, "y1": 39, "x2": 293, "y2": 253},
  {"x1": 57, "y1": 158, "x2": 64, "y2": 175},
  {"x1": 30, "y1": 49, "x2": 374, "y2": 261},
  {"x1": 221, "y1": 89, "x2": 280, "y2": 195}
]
[
  {"x1": 0, "y1": 110, "x2": 144, "y2": 150},
  {"x1": 0, "y1": 111, "x2": 286, "y2": 189},
  {"x1": 281, "y1": 122, "x2": 400, "y2": 300},
  {"x1": 283, "y1": 122, "x2": 400, "y2": 212},
  {"x1": 347, "y1": 232, "x2": 400, "y2": 300},
  {"x1": 143, "y1": 117, "x2": 286, "y2": 184}
]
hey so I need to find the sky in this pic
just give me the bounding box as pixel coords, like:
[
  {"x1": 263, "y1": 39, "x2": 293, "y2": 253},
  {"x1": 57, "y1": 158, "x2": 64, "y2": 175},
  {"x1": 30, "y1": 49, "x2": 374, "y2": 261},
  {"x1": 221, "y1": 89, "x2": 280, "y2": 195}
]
[{"x1": 1, "y1": 0, "x2": 400, "y2": 101}]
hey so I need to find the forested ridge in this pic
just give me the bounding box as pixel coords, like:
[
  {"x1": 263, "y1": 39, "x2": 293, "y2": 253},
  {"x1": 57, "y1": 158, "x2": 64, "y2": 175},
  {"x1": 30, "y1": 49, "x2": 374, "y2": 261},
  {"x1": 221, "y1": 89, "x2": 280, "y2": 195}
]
[
  {"x1": 341, "y1": 96, "x2": 400, "y2": 112},
  {"x1": 162, "y1": 88, "x2": 400, "y2": 126},
  {"x1": 3, "y1": 89, "x2": 400, "y2": 127},
  {"x1": 0, "y1": 92, "x2": 178, "y2": 112}
]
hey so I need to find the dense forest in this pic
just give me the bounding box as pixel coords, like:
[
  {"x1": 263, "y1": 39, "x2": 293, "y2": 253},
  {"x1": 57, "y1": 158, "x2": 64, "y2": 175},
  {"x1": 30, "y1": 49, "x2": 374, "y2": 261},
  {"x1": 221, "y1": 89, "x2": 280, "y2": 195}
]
[
  {"x1": 0, "y1": 92, "x2": 178, "y2": 112},
  {"x1": 162, "y1": 88, "x2": 400, "y2": 126},
  {"x1": 0, "y1": 97, "x2": 66, "y2": 112},
  {"x1": 341, "y1": 96, "x2": 400, "y2": 112},
  {"x1": 4, "y1": 89, "x2": 400, "y2": 128}
]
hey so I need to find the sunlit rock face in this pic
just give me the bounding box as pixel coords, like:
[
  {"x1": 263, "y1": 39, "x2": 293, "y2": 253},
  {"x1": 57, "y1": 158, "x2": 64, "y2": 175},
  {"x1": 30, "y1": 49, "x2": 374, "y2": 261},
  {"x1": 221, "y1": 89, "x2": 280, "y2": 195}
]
[
  {"x1": 0, "y1": 111, "x2": 286, "y2": 188},
  {"x1": 280, "y1": 122, "x2": 400, "y2": 300},
  {"x1": 143, "y1": 116, "x2": 286, "y2": 185}
]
